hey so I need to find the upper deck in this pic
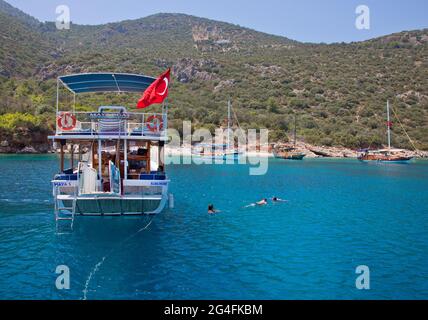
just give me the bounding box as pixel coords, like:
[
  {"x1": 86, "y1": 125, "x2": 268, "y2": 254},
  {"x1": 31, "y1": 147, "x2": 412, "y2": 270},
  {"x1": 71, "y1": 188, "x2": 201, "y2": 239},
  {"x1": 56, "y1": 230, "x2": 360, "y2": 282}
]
[
  {"x1": 49, "y1": 73, "x2": 168, "y2": 141},
  {"x1": 50, "y1": 107, "x2": 168, "y2": 141}
]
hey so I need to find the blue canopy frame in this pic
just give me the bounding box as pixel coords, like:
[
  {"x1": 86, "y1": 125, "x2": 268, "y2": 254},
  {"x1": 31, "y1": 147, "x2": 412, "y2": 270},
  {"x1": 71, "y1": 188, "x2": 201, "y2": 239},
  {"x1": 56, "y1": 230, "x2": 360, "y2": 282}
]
[{"x1": 58, "y1": 73, "x2": 156, "y2": 94}]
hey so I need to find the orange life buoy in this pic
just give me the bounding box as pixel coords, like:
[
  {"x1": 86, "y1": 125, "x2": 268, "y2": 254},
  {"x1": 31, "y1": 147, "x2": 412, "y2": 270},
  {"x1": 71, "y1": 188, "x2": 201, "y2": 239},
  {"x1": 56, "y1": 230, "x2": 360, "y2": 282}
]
[
  {"x1": 57, "y1": 112, "x2": 77, "y2": 131},
  {"x1": 146, "y1": 115, "x2": 164, "y2": 132}
]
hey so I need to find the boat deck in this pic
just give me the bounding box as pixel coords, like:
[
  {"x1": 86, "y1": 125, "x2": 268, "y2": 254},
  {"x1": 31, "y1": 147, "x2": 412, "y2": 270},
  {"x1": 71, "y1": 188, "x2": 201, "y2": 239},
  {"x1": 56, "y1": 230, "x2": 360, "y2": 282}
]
[{"x1": 50, "y1": 110, "x2": 168, "y2": 141}]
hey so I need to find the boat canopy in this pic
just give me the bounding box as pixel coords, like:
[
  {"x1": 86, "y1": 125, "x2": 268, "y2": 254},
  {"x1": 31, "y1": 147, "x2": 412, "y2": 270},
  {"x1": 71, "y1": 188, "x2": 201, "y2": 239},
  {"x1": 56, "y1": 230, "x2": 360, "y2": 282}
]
[{"x1": 59, "y1": 73, "x2": 156, "y2": 94}]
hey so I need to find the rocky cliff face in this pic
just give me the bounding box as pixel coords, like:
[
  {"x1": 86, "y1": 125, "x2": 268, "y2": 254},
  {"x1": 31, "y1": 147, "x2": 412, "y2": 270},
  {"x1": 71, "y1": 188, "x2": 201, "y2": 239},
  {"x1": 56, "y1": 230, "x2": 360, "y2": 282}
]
[
  {"x1": 0, "y1": 127, "x2": 52, "y2": 154},
  {"x1": 173, "y1": 58, "x2": 220, "y2": 83},
  {"x1": 0, "y1": 141, "x2": 52, "y2": 154}
]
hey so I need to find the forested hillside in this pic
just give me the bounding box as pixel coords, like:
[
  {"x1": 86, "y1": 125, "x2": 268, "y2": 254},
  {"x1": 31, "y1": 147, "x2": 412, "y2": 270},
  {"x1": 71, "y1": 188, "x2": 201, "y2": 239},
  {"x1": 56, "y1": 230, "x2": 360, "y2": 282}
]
[{"x1": 0, "y1": 0, "x2": 427, "y2": 151}]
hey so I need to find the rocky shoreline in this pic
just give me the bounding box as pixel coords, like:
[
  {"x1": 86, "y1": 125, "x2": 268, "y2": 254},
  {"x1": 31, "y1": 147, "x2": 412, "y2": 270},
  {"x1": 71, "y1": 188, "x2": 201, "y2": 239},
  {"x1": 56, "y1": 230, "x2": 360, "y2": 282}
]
[
  {"x1": 271, "y1": 142, "x2": 428, "y2": 159},
  {"x1": 0, "y1": 140, "x2": 53, "y2": 154},
  {"x1": 1, "y1": 139, "x2": 427, "y2": 159},
  {"x1": 166, "y1": 143, "x2": 428, "y2": 159}
]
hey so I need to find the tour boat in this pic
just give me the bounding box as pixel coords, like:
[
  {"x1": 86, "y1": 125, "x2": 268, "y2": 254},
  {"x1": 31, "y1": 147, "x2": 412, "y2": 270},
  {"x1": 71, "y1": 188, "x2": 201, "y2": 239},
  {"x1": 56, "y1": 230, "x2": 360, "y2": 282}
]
[
  {"x1": 358, "y1": 101, "x2": 413, "y2": 162},
  {"x1": 49, "y1": 73, "x2": 170, "y2": 229}
]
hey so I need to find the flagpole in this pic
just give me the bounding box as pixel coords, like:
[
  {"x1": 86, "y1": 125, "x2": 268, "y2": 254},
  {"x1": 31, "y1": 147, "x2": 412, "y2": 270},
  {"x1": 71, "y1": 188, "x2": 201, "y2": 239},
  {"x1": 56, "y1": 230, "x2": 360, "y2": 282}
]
[{"x1": 164, "y1": 99, "x2": 168, "y2": 134}]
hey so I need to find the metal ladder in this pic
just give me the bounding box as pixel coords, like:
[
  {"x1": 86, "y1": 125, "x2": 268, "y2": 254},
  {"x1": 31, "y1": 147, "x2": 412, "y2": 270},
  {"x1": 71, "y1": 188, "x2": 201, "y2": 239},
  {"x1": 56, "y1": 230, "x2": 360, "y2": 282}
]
[{"x1": 54, "y1": 185, "x2": 77, "y2": 233}]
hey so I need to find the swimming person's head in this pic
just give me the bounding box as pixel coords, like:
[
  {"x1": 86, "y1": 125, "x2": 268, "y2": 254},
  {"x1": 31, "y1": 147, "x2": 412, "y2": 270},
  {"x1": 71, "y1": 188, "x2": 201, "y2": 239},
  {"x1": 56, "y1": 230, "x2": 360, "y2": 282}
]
[
  {"x1": 273, "y1": 197, "x2": 278, "y2": 201},
  {"x1": 208, "y1": 204, "x2": 214, "y2": 212}
]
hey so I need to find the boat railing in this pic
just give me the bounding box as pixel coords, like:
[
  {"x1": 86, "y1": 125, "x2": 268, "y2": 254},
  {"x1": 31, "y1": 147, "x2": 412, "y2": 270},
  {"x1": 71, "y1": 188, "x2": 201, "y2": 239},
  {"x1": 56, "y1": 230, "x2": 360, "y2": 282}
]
[{"x1": 55, "y1": 111, "x2": 167, "y2": 138}]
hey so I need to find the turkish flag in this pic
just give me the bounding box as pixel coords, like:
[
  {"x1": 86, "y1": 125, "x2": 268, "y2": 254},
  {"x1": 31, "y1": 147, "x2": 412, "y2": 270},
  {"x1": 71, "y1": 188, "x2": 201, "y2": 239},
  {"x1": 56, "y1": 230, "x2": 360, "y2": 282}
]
[{"x1": 137, "y1": 68, "x2": 170, "y2": 109}]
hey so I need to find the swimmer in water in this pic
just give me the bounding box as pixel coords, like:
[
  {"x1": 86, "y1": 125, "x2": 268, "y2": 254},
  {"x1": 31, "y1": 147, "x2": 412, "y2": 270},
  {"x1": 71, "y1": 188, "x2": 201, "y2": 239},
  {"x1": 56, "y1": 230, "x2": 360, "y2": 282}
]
[
  {"x1": 272, "y1": 197, "x2": 288, "y2": 203},
  {"x1": 244, "y1": 198, "x2": 268, "y2": 208},
  {"x1": 208, "y1": 204, "x2": 220, "y2": 214},
  {"x1": 256, "y1": 198, "x2": 268, "y2": 206}
]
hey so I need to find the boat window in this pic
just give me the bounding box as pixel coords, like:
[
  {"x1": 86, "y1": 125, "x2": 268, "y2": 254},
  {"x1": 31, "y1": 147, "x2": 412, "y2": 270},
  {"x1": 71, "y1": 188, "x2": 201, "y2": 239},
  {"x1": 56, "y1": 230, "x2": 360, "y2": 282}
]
[{"x1": 127, "y1": 141, "x2": 151, "y2": 179}]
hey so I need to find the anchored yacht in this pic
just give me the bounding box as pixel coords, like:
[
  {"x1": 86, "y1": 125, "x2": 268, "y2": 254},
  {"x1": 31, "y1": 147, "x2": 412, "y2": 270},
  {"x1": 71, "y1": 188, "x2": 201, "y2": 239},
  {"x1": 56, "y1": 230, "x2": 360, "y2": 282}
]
[
  {"x1": 273, "y1": 115, "x2": 306, "y2": 160},
  {"x1": 192, "y1": 100, "x2": 243, "y2": 160},
  {"x1": 358, "y1": 100, "x2": 413, "y2": 162}
]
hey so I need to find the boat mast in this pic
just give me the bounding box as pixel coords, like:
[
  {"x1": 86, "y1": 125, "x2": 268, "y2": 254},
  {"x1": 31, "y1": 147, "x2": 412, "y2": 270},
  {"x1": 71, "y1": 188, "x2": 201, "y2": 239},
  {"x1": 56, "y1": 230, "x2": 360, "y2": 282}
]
[
  {"x1": 293, "y1": 114, "x2": 297, "y2": 147},
  {"x1": 227, "y1": 99, "x2": 231, "y2": 149},
  {"x1": 387, "y1": 100, "x2": 391, "y2": 150}
]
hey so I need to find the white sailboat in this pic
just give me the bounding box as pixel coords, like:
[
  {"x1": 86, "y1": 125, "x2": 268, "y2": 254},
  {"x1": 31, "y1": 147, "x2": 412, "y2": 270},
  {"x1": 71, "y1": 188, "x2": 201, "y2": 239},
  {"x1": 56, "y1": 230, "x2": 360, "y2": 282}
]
[{"x1": 192, "y1": 100, "x2": 243, "y2": 160}]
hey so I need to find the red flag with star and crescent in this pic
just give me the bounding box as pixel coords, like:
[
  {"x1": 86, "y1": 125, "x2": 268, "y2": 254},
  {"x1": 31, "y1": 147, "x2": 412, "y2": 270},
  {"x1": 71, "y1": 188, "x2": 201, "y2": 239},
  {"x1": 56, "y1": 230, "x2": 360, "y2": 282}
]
[{"x1": 137, "y1": 68, "x2": 170, "y2": 109}]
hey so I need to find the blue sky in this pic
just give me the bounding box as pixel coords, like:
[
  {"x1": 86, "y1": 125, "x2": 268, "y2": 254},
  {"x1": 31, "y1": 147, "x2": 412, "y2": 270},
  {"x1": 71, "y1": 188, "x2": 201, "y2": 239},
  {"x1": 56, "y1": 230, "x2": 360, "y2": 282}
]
[{"x1": 6, "y1": 0, "x2": 428, "y2": 43}]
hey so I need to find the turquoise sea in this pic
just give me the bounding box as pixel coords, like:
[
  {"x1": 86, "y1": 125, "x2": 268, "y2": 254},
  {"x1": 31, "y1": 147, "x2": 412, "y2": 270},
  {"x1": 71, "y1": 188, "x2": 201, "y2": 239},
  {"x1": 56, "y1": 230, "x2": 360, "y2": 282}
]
[{"x1": 0, "y1": 154, "x2": 427, "y2": 300}]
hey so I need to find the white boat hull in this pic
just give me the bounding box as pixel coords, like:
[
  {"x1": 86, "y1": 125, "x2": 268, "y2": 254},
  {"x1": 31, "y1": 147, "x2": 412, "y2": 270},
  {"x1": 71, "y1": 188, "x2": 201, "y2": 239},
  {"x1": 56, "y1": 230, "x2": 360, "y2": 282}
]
[
  {"x1": 53, "y1": 179, "x2": 169, "y2": 216},
  {"x1": 59, "y1": 195, "x2": 167, "y2": 216},
  {"x1": 193, "y1": 151, "x2": 243, "y2": 161}
]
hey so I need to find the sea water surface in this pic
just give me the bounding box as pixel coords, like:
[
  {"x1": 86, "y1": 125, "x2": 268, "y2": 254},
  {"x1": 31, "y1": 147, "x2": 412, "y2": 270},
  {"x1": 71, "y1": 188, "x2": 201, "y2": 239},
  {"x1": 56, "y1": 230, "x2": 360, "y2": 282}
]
[{"x1": 0, "y1": 154, "x2": 427, "y2": 300}]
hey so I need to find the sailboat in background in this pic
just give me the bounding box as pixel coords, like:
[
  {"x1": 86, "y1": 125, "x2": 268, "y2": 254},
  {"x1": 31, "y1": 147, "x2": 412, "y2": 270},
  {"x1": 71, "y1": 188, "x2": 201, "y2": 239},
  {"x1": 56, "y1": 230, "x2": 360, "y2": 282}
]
[
  {"x1": 358, "y1": 100, "x2": 413, "y2": 162},
  {"x1": 273, "y1": 115, "x2": 306, "y2": 160},
  {"x1": 192, "y1": 100, "x2": 243, "y2": 160}
]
